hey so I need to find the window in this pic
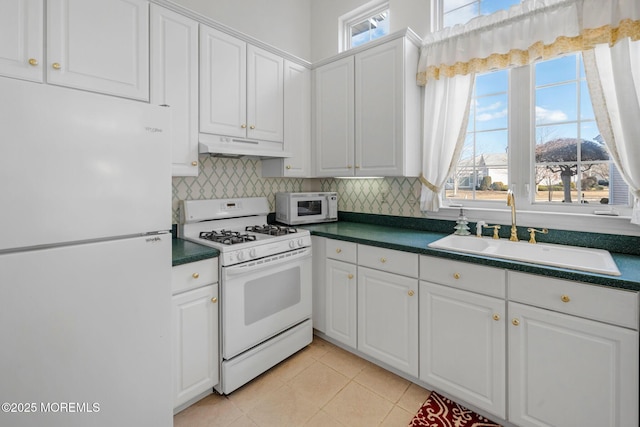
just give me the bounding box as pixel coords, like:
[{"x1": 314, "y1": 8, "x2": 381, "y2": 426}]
[
  {"x1": 435, "y1": 0, "x2": 521, "y2": 30},
  {"x1": 447, "y1": 70, "x2": 509, "y2": 202},
  {"x1": 446, "y1": 53, "x2": 629, "y2": 211},
  {"x1": 340, "y1": 1, "x2": 390, "y2": 51}
]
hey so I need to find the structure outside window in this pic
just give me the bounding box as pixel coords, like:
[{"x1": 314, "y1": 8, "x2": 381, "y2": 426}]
[{"x1": 340, "y1": 1, "x2": 390, "y2": 51}]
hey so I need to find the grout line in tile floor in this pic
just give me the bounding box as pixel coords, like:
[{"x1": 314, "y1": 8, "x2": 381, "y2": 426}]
[{"x1": 174, "y1": 336, "x2": 431, "y2": 427}]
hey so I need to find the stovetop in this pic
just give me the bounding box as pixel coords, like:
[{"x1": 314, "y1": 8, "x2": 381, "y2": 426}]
[{"x1": 178, "y1": 198, "x2": 312, "y2": 266}]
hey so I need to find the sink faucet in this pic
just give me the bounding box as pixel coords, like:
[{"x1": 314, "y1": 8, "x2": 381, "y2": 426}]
[{"x1": 507, "y1": 189, "x2": 518, "y2": 241}]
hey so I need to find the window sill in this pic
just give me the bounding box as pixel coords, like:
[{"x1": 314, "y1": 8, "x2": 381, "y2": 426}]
[{"x1": 425, "y1": 204, "x2": 639, "y2": 237}]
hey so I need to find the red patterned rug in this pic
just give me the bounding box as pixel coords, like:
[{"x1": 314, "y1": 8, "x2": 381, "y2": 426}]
[{"x1": 409, "y1": 391, "x2": 502, "y2": 427}]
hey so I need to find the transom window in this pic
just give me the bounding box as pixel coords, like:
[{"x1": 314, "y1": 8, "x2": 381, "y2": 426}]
[
  {"x1": 340, "y1": 1, "x2": 390, "y2": 51},
  {"x1": 437, "y1": 0, "x2": 521, "y2": 29}
]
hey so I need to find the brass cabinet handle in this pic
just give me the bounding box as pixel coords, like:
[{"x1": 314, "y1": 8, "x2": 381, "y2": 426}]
[
  {"x1": 241, "y1": 124, "x2": 247, "y2": 129},
  {"x1": 347, "y1": 165, "x2": 353, "y2": 169},
  {"x1": 493, "y1": 313, "x2": 500, "y2": 321},
  {"x1": 250, "y1": 125, "x2": 255, "y2": 129},
  {"x1": 347, "y1": 274, "x2": 354, "y2": 280},
  {"x1": 286, "y1": 165, "x2": 291, "y2": 170},
  {"x1": 192, "y1": 272, "x2": 199, "y2": 279},
  {"x1": 335, "y1": 248, "x2": 342, "y2": 253},
  {"x1": 453, "y1": 272, "x2": 461, "y2": 280},
  {"x1": 355, "y1": 165, "x2": 360, "y2": 169},
  {"x1": 52, "y1": 62, "x2": 61, "y2": 70},
  {"x1": 408, "y1": 290, "x2": 415, "y2": 297},
  {"x1": 512, "y1": 318, "x2": 520, "y2": 326},
  {"x1": 380, "y1": 257, "x2": 387, "y2": 263},
  {"x1": 191, "y1": 161, "x2": 198, "y2": 166},
  {"x1": 561, "y1": 294, "x2": 570, "y2": 303},
  {"x1": 211, "y1": 297, "x2": 217, "y2": 303},
  {"x1": 28, "y1": 58, "x2": 38, "y2": 66}
]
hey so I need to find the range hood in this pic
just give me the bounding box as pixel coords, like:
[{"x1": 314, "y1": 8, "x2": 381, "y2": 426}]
[{"x1": 199, "y1": 133, "x2": 292, "y2": 159}]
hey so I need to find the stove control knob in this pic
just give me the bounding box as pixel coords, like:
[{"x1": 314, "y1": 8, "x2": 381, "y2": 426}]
[
  {"x1": 297, "y1": 238, "x2": 304, "y2": 247},
  {"x1": 237, "y1": 251, "x2": 245, "y2": 261},
  {"x1": 289, "y1": 241, "x2": 296, "y2": 249},
  {"x1": 249, "y1": 249, "x2": 257, "y2": 258}
]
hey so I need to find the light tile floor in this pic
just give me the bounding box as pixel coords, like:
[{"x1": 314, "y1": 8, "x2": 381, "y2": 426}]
[{"x1": 174, "y1": 337, "x2": 431, "y2": 427}]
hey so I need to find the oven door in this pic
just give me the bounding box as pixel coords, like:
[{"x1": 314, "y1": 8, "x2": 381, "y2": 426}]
[{"x1": 221, "y1": 247, "x2": 312, "y2": 360}]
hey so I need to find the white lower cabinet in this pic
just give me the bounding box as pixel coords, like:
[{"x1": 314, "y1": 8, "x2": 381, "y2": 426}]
[
  {"x1": 359, "y1": 266, "x2": 418, "y2": 376},
  {"x1": 419, "y1": 281, "x2": 506, "y2": 418},
  {"x1": 319, "y1": 239, "x2": 419, "y2": 376},
  {"x1": 508, "y1": 272, "x2": 639, "y2": 427},
  {"x1": 171, "y1": 259, "x2": 219, "y2": 410},
  {"x1": 325, "y1": 258, "x2": 357, "y2": 348},
  {"x1": 419, "y1": 256, "x2": 506, "y2": 418}
]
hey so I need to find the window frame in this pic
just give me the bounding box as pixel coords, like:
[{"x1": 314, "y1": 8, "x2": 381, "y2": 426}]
[
  {"x1": 339, "y1": 0, "x2": 390, "y2": 52},
  {"x1": 429, "y1": 61, "x2": 636, "y2": 235}
]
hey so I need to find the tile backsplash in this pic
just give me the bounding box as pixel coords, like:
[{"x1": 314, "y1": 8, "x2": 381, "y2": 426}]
[
  {"x1": 171, "y1": 156, "x2": 306, "y2": 223},
  {"x1": 171, "y1": 157, "x2": 423, "y2": 224},
  {"x1": 319, "y1": 177, "x2": 423, "y2": 218}
]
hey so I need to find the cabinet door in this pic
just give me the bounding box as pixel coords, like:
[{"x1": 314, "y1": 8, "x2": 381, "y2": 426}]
[
  {"x1": 247, "y1": 45, "x2": 284, "y2": 142},
  {"x1": 311, "y1": 236, "x2": 327, "y2": 333},
  {"x1": 0, "y1": 0, "x2": 43, "y2": 82},
  {"x1": 325, "y1": 259, "x2": 357, "y2": 348},
  {"x1": 47, "y1": 0, "x2": 149, "y2": 100},
  {"x1": 263, "y1": 61, "x2": 310, "y2": 177},
  {"x1": 358, "y1": 266, "x2": 418, "y2": 376},
  {"x1": 172, "y1": 284, "x2": 219, "y2": 408},
  {"x1": 200, "y1": 26, "x2": 247, "y2": 138},
  {"x1": 509, "y1": 302, "x2": 639, "y2": 427},
  {"x1": 150, "y1": 5, "x2": 199, "y2": 177},
  {"x1": 420, "y1": 281, "x2": 506, "y2": 419},
  {"x1": 314, "y1": 56, "x2": 355, "y2": 177},
  {"x1": 355, "y1": 38, "x2": 404, "y2": 176}
]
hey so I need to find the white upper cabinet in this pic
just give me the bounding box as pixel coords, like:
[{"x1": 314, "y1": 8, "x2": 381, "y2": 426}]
[
  {"x1": 0, "y1": 0, "x2": 43, "y2": 82},
  {"x1": 262, "y1": 60, "x2": 311, "y2": 177},
  {"x1": 200, "y1": 25, "x2": 284, "y2": 143},
  {"x1": 314, "y1": 56, "x2": 355, "y2": 176},
  {"x1": 150, "y1": 5, "x2": 199, "y2": 177},
  {"x1": 314, "y1": 33, "x2": 421, "y2": 177},
  {"x1": 47, "y1": 0, "x2": 149, "y2": 101}
]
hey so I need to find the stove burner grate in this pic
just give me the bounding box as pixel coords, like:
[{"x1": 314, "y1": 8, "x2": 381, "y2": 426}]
[
  {"x1": 199, "y1": 230, "x2": 257, "y2": 245},
  {"x1": 246, "y1": 224, "x2": 298, "y2": 236}
]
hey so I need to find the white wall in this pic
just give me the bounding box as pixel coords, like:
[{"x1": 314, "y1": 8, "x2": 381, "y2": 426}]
[
  {"x1": 310, "y1": 0, "x2": 430, "y2": 62},
  {"x1": 170, "y1": 0, "x2": 312, "y2": 61}
]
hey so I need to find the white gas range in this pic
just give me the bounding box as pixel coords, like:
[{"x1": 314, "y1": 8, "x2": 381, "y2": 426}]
[{"x1": 178, "y1": 197, "x2": 312, "y2": 395}]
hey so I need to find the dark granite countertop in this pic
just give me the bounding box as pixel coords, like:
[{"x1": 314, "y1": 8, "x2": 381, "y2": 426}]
[
  {"x1": 302, "y1": 221, "x2": 640, "y2": 293},
  {"x1": 172, "y1": 238, "x2": 219, "y2": 266}
]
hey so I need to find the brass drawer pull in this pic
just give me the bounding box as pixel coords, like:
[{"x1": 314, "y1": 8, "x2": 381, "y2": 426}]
[
  {"x1": 211, "y1": 297, "x2": 217, "y2": 303},
  {"x1": 408, "y1": 290, "x2": 415, "y2": 297},
  {"x1": 561, "y1": 294, "x2": 570, "y2": 303},
  {"x1": 336, "y1": 248, "x2": 342, "y2": 253},
  {"x1": 453, "y1": 272, "x2": 461, "y2": 280},
  {"x1": 380, "y1": 257, "x2": 387, "y2": 263},
  {"x1": 192, "y1": 272, "x2": 199, "y2": 279},
  {"x1": 347, "y1": 274, "x2": 354, "y2": 280},
  {"x1": 493, "y1": 313, "x2": 500, "y2": 321},
  {"x1": 512, "y1": 318, "x2": 520, "y2": 326}
]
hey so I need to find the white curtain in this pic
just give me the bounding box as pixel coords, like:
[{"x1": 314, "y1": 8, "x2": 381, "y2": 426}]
[
  {"x1": 419, "y1": 74, "x2": 474, "y2": 212},
  {"x1": 584, "y1": 38, "x2": 640, "y2": 224}
]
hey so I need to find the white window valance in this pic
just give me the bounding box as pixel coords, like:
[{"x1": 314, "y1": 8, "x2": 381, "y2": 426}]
[{"x1": 417, "y1": 0, "x2": 640, "y2": 85}]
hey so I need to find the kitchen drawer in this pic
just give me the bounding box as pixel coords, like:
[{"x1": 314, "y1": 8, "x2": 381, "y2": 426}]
[
  {"x1": 420, "y1": 256, "x2": 506, "y2": 298},
  {"x1": 172, "y1": 258, "x2": 218, "y2": 295},
  {"x1": 326, "y1": 239, "x2": 357, "y2": 263},
  {"x1": 358, "y1": 245, "x2": 418, "y2": 278},
  {"x1": 508, "y1": 271, "x2": 639, "y2": 329}
]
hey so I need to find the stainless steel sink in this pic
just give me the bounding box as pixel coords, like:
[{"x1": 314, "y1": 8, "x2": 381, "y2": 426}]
[{"x1": 428, "y1": 234, "x2": 621, "y2": 276}]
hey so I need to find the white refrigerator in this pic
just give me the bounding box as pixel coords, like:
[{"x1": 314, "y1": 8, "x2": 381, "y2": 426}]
[{"x1": 0, "y1": 78, "x2": 173, "y2": 427}]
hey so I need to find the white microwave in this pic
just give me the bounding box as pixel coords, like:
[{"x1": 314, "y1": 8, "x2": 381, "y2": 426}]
[{"x1": 275, "y1": 192, "x2": 338, "y2": 225}]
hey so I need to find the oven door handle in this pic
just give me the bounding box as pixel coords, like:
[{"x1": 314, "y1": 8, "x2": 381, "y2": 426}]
[{"x1": 224, "y1": 247, "x2": 312, "y2": 277}]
